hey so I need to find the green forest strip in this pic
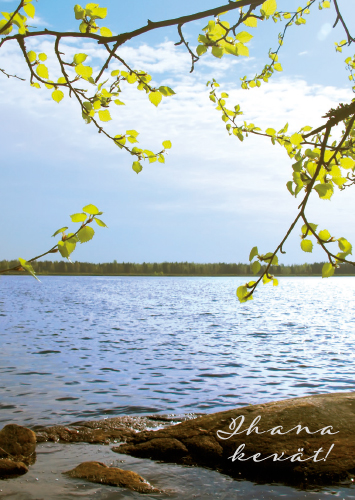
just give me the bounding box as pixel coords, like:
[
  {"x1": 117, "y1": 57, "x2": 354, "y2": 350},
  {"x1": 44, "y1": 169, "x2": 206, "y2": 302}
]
[{"x1": 1, "y1": 260, "x2": 355, "y2": 276}]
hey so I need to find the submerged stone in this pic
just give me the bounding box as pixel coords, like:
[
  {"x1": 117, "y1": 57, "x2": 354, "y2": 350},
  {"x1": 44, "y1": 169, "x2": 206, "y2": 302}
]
[
  {"x1": 0, "y1": 424, "x2": 36, "y2": 465},
  {"x1": 0, "y1": 458, "x2": 28, "y2": 479},
  {"x1": 63, "y1": 461, "x2": 160, "y2": 493}
]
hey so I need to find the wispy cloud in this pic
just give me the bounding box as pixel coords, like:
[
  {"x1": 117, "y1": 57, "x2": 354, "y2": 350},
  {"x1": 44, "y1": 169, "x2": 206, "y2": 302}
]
[
  {"x1": 0, "y1": 38, "x2": 353, "y2": 262},
  {"x1": 317, "y1": 23, "x2": 332, "y2": 41}
]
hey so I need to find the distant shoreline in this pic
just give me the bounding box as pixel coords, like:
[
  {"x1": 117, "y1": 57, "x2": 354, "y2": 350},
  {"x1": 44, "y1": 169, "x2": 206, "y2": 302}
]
[
  {"x1": 2, "y1": 259, "x2": 355, "y2": 277},
  {"x1": 3, "y1": 272, "x2": 355, "y2": 277}
]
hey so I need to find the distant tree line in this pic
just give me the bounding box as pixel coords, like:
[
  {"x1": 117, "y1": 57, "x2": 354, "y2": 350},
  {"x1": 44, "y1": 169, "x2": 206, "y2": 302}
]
[{"x1": 1, "y1": 259, "x2": 355, "y2": 276}]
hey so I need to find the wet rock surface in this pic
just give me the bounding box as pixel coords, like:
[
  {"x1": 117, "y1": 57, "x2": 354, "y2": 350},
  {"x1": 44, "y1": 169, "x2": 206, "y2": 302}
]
[
  {"x1": 34, "y1": 414, "x2": 196, "y2": 445},
  {"x1": 0, "y1": 424, "x2": 36, "y2": 465},
  {"x1": 112, "y1": 393, "x2": 355, "y2": 487},
  {"x1": 63, "y1": 461, "x2": 160, "y2": 493},
  {"x1": 0, "y1": 458, "x2": 28, "y2": 479}
]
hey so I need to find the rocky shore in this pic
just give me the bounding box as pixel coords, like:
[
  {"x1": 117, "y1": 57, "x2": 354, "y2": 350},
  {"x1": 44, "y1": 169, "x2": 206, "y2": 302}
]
[{"x1": 1, "y1": 393, "x2": 355, "y2": 493}]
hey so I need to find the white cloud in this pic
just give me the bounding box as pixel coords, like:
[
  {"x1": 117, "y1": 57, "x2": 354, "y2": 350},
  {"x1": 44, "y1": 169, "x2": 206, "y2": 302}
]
[
  {"x1": 0, "y1": 37, "x2": 354, "y2": 262},
  {"x1": 317, "y1": 23, "x2": 332, "y2": 41},
  {"x1": 30, "y1": 16, "x2": 51, "y2": 28}
]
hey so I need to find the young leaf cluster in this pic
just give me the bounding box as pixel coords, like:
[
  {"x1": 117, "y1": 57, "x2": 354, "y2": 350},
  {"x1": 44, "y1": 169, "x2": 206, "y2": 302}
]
[
  {"x1": 0, "y1": 204, "x2": 107, "y2": 280},
  {"x1": 208, "y1": 72, "x2": 355, "y2": 302},
  {"x1": 0, "y1": 2, "x2": 176, "y2": 174}
]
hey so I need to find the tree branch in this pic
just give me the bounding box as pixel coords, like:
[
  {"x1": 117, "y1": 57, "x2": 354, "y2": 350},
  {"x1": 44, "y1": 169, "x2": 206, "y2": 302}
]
[{"x1": 0, "y1": 0, "x2": 263, "y2": 50}]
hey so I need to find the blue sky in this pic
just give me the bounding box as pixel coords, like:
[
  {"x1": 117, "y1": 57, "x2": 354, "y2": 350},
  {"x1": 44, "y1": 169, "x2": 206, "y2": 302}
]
[{"x1": 0, "y1": 0, "x2": 354, "y2": 264}]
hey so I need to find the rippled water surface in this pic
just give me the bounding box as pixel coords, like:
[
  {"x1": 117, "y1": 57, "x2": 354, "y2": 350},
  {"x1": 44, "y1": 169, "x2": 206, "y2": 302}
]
[
  {"x1": 1, "y1": 275, "x2": 355, "y2": 499},
  {"x1": 1, "y1": 275, "x2": 355, "y2": 424}
]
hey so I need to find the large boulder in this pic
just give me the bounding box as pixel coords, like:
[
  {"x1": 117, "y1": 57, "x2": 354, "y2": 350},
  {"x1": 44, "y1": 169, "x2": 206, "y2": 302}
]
[
  {"x1": 113, "y1": 392, "x2": 355, "y2": 487},
  {"x1": 0, "y1": 424, "x2": 36, "y2": 464},
  {"x1": 63, "y1": 461, "x2": 159, "y2": 493},
  {"x1": 0, "y1": 458, "x2": 28, "y2": 479}
]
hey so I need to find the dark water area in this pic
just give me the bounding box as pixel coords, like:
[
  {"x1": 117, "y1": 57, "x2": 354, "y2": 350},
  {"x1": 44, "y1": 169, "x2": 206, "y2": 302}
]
[{"x1": 1, "y1": 275, "x2": 355, "y2": 499}]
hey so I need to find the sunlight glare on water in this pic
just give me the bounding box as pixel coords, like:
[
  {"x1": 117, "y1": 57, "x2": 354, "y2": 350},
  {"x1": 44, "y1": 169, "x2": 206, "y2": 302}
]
[{"x1": 1, "y1": 275, "x2": 354, "y2": 425}]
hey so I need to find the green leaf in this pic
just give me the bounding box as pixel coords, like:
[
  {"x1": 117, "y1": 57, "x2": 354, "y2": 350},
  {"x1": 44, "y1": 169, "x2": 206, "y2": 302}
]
[
  {"x1": 73, "y1": 53, "x2": 87, "y2": 65},
  {"x1": 83, "y1": 204, "x2": 100, "y2": 215},
  {"x1": 18, "y1": 258, "x2": 40, "y2": 281},
  {"x1": 23, "y1": 2, "x2": 35, "y2": 18},
  {"x1": 75, "y1": 63, "x2": 93, "y2": 79},
  {"x1": 290, "y1": 133, "x2": 303, "y2": 146},
  {"x1": 314, "y1": 183, "x2": 333, "y2": 199},
  {"x1": 243, "y1": 16, "x2": 258, "y2": 28},
  {"x1": 300, "y1": 239, "x2": 313, "y2": 253},
  {"x1": 340, "y1": 157, "x2": 355, "y2": 170},
  {"x1": 149, "y1": 91, "x2": 162, "y2": 107},
  {"x1": 262, "y1": 274, "x2": 272, "y2": 284},
  {"x1": 77, "y1": 226, "x2": 95, "y2": 243},
  {"x1": 236, "y1": 43, "x2": 249, "y2": 57},
  {"x1": 249, "y1": 246, "x2": 258, "y2": 262},
  {"x1": 235, "y1": 31, "x2": 253, "y2": 43},
  {"x1": 36, "y1": 64, "x2": 49, "y2": 79},
  {"x1": 251, "y1": 261, "x2": 261, "y2": 274},
  {"x1": 196, "y1": 45, "x2": 208, "y2": 56},
  {"x1": 70, "y1": 213, "x2": 87, "y2": 222},
  {"x1": 94, "y1": 217, "x2": 108, "y2": 227},
  {"x1": 79, "y1": 21, "x2": 87, "y2": 33},
  {"x1": 261, "y1": 0, "x2": 277, "y2": 16},
  {"x1": 100, "y1": 26, "x2": 112, "y2": 37},
  {"x1": 159, "y1": 86, "x2": 176, "y2": 96},
  {"x1": 27, "y1": 51, "x2": 37, "y2": 63},
  {"x1": 322, "y1": 262, "x2": 335, "y2": 278},
  {"x1": 126, "y1": 129, "x2": 139, "y2": 138},
  {"x1": 0, "y1": 18, "x2": 13, "y2": 35},
  {"x1": 338, "y1": 237, "x2": 352, "y2": 255},
  {"x1": 318, "y1": 229, "x2": 331, "y2": 241},
  {"x1": 301, "y1": 223, "x2": 318, "y2": 235},
  {"x1": 52, "y1": 227, "x2": 68, "y2": 237},
  {"x1": 286, "y1": 180, "x2": 294, "y2": 195},
  {"x1": 236, "y1": 285, "x2": 253, "y2": 303},
  {"x1": 74, "y1": 4, "x2": 86, "y2": 19},
  {"x1": 132, "y1": 161, "x2": 143, "y2": 174},
  {"x1": 57, "y1": 240, "x2": 69, "y2": 258},
  {"x1": 162, "y1": 140, "x2": 172, "y2": 149},
  {"x1": 98, "y1": 109, "x2": 111, "y2": 122},
  {"x1": 223, "y1": 44, "x2": 238, "y2": 56},
  {"x1": 58, "y1": 236, "x2": 77, "y2": 259},
  {"x1": 292, "y1": 159, "x2": 303, "y2": 172},
  {"x1": 52, "y1": 90, "x2": 64, "y2": 103},
  {"x1": 212, "y1": 46, "x2": 224, "y2": 58},
  {"x1": 263, "y1": 252, "x2": 278, "y2": 265}
]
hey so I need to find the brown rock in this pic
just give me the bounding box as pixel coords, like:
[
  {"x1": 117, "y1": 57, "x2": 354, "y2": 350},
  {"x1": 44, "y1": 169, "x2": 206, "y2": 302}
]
[
  {"x1": 0, "y1": 458, "x2": 28, "y2": 479},
  {"x1": 35, "y1": 424, "x2": 135, "y2": 445},
  {"x1": 115, "y1": 438, "x2": 188, "y2": 461},
  {"x1": 0, "y1": 424, "x2": 36, "y2": 464},
  {"x1": 64, "y1": 461, "x2": 159, "y2": 493},
  {"x1": 35, "y1": 415, "x2": 179, "y2": 444},
  {"x1": 113, "y1": 392, "x2": 355, "y2": 486}
]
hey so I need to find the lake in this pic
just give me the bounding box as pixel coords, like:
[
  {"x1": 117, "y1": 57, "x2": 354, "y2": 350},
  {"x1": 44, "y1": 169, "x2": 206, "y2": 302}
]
[{"x1": 1, "y1": 275, "x2": 355, "y2": 499}]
